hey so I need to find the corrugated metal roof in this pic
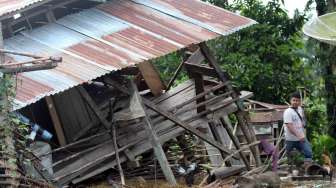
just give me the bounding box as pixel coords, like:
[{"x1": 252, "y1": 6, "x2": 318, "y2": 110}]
[
  {"x1": 0, "y1": 0, "x2": 50, "y2": 18},
  {"x1": 4, "y1": 0, "x2": 257, "y2": 110}
]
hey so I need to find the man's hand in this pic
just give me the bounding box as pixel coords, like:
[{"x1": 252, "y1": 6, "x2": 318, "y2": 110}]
[
  {"x1": 286, "y1": 123, "x2": 305, "y2": 142},
  {"x1": 298, "y1": 134, "x2": 305, "y2": 143}
]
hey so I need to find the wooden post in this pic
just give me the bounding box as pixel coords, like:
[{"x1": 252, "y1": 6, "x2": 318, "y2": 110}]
[
  {"x1": 45, "y1": 96, "x2": 67, "y2": 146},
  {"x1": 130, "y1": 81, "x2": 177, "y2": 186},
  {"x1": 199, "y1": 42, "x2": 262, "y2": 166}
]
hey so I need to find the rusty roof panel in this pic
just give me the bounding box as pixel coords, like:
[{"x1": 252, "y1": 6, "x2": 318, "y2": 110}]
[
  {"x1": 97, "y1": 0, "x2": 219, "y2": 46},
  {"x1": 3, "y1": 0, "x2": 256, "y2": 110},
  {"x1": 129, "y1": 0, "x2": 256, "y2": 35}
]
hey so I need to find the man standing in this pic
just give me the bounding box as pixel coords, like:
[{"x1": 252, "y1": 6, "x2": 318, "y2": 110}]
[{"x1": 283, "y1": 92, "x2": 313, "y2": 169}]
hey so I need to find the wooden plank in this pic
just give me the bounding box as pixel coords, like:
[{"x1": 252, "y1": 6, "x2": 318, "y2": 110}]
[
  {"x1": 166, "y1": 60, "x2": 185, "y2": 91},
  {"x1": 185, "y1": 48, "x2": 205, "y2": 64},
  {"x1": 45, "y1": 96, "x2": 67, "y2": 146},
  {"x1": 201, "y1": 124, "x2": 224, "y2": 167},
  {"x1": 53, "y1": 90, "x2": 80, "y2": 141},
  {"x1": 191, "y1": 72, "x2": 206, "y2": 113},
  {"x1": 210, "y1": 166, "x2": 246, "y2": 180},
  {"x1": 184, "y1": 62, "x2": 218, "y2": 78},
  {"x1": 220, "y1": 117, "x2": 251, "y2": 170},
  {"x1": 138, "y1": 61, "x2": 166, "y2": 96},
  {"x1": 72, "y1": 119, "x2": 207, "y2": 184},
  {"x1": 77, "y1": 86, "x2": 111, "y2": 130},
  {"x1": 130, "y1": 81, "x2": 177, "y2": 186}
]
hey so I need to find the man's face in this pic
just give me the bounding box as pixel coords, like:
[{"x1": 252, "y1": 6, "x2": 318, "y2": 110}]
[{"x1": 290, "y1": 97, "x2": 301, "y2": 108}]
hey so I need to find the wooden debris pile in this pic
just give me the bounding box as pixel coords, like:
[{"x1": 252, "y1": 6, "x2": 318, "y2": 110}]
[{"x1": 16, "y1": 43, "x2": 286, "y2": 187}]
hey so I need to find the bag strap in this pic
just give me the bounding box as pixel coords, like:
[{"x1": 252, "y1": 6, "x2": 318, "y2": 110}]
[{"x1": 290, "y1": 107, "x2": 305, "y2": 128}]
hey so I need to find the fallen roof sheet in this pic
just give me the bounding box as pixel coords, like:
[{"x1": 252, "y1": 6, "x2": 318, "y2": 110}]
[
  {"x1": 0, "y1": 0, "x2": 51, "y2": 18},
  {"x1": 4, "y1": 0, "x2": 256, "y2": 110}
]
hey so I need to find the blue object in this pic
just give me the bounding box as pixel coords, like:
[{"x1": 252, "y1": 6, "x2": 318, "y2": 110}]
[{"x1": 14, "y1": 113, "x2": 53, "y2": 141}]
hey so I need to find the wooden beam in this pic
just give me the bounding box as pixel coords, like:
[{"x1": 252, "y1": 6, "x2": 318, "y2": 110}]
[
  {"x1": 45, "y1": 96, "x2": 67, "y2": 146},
  {"x1": 184, "y1": 62, "x2": 218, "y2": 78},
  {"x1": 185, "y1": 48, "x2": 205, "y2": 64},
  {"x1": 191, "y1": 72, "x2": 206, "y2": 113},
  {"x1": 166, "y1": 48, "x2": 205, "y2": 91},
  {"x1": 138, "y1": 61, "x2": 166, "y2": 96},
  {"x1": 202, "y1": 123, "x2": 224, "y2": 167},
  {"x1": 45, "y1": 6, "x2": 56, "y2": 23},
  {"x1": 166, "y1": 60, "x2": 184, "y2": 91},
  {"x1": 130, "y1": 81, "x2": 177, "y2": 186},
  {"x1": 199, "y1": 42, "x2": 262, "y2": 166}
]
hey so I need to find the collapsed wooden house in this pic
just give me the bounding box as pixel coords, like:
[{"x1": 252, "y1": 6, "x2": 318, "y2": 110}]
[{"x1": 0, "y1": 0, "x2": 286, "y2": 187}]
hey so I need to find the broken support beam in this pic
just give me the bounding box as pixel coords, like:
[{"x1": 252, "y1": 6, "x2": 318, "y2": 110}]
[
  {"x1": 104, "y1": 78, "x2": 239, "y2": 159},
  {"x1": 220, "y1": 117, "x2": 250, "y2": 170},
  {"x1": 45, "y1": 96, "x2": 67, "y2": 146},
  {"x1": 130, "y1": 81, "x2": 177, "y2": 186},
  {"x1": 166, "y1": 59, "x2": 185, "y2": 91}
]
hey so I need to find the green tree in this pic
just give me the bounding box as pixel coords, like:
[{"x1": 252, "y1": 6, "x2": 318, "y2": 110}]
[
  {"x1": 206, "y1": 0, "x2": 310, "y2": 104},
  {"x1": 305, "y1": 0, "x2": 336, "y2": 136}
]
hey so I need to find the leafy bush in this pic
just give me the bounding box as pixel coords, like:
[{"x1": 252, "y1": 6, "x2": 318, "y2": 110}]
[{"x1": 311, "y1": 134, "x2": 336, "y2": 163}]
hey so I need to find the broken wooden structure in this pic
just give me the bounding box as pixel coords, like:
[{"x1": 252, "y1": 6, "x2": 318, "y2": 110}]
[{"x1": 0, "y1": 0, "x2": 289, "y2": 187}]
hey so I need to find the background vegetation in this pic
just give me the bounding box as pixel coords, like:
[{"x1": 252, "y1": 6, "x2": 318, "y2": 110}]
[{"x1": 153, "y1": 0, "x2": 336, "y2": 162}]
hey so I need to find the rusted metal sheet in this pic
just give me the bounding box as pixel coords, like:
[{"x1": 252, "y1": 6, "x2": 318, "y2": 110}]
[
  {"x1": 0, "y1": 0, "x2": 50, "y2": 18},
  {"x1": 3, "y1": 0, "x2": 256, "y2": 110},
  {"x1": 128, "y1": 0, "x2": 257, "y2": 35}
]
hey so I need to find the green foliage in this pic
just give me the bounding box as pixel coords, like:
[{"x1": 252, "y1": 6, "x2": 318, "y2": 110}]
[
  {"x1": 152, "y1": 52, "x2": 189, "y2": 87},
  {"x1": 311, "y1": 134, "x2": 336, "y2": 163},
  {"x1": 0, "y1": 74, "x2": 15, "y2": 113},
  {"x1": 207, "y1": 0, "x2": 310, "y2": 104},
  {"x1": 305, "y1": 97, "x2": 328, "y2": 137}
]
